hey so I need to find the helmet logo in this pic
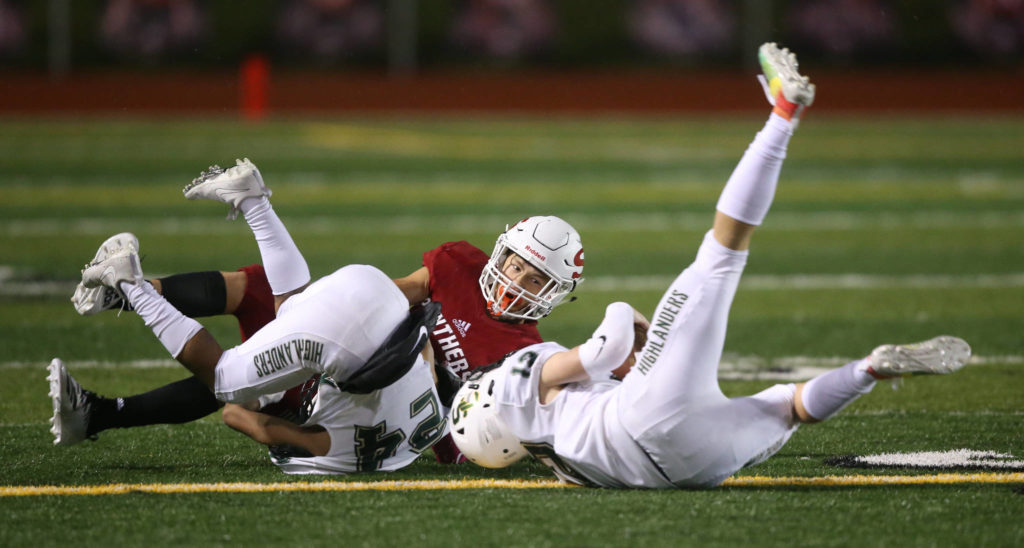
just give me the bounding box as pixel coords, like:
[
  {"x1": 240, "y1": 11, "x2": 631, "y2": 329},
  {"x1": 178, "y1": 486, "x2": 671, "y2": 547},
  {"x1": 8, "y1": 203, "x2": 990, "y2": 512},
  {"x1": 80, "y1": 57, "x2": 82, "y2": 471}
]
[
  {"x1": 523, "y1": 244, "x2": 547, "y2": 262},
  {"x1": 571, "y1": 249, "x2": 585, "y2": 279}
]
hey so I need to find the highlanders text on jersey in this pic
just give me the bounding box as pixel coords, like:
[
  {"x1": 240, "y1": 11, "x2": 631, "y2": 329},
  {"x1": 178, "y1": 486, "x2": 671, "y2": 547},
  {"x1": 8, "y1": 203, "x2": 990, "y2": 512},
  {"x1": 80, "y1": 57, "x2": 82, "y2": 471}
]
[
  {"x1": 423, "y1": 241, "x2": 543, "y2": 378},
  {"x1": 491, "y1": 343, "x2": 674, "y2": 488},
  {"x1": 214, "y1": 265, "x2": 408, "y2": 404}
]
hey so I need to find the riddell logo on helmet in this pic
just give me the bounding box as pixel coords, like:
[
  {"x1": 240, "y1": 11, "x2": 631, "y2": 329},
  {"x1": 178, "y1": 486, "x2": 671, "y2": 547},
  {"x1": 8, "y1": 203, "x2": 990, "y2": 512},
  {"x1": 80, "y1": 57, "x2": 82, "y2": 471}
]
[{"x1": 524, "y1": 245, "x2": 546, "y2": 261}]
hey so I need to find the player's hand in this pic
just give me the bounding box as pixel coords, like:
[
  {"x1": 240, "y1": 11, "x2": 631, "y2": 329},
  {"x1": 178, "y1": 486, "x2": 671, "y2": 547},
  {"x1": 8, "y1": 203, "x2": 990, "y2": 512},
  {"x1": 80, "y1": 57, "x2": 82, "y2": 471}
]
[{"x1": 631, "y1": 308, "x2": 650, "y2": 352}]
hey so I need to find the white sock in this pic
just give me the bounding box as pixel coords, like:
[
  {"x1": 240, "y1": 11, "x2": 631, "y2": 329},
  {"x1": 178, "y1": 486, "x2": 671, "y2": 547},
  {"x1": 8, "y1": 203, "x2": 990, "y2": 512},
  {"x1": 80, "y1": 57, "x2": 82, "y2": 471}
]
[
  {"x1": 800, "y1": 359, "x2": 877, "y2": 421},
  {"x1": 240, "y1": 197, "x2": 311, "y2": 295},
  {"x1": 715, "y1": 113, "x2": 794, "y2": 226},
  {"x1": 122, "y1": 281, "x2": 203, "y2": 358}
]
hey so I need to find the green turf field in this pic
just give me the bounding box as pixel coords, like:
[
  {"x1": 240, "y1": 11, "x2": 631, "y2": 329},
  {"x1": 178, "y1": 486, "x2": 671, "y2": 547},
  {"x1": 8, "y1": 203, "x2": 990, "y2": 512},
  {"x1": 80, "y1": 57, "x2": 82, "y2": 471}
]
[{"x1": 1, "y1": 115, "x2": 1022, "y2": 546}]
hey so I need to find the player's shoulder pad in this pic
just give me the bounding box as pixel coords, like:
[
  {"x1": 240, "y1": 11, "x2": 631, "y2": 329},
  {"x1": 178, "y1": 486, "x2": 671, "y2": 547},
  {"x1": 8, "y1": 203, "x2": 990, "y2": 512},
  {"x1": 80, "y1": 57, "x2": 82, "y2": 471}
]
[{"x1": 338, "y1": 301, "x2": 443, "y2": 394}]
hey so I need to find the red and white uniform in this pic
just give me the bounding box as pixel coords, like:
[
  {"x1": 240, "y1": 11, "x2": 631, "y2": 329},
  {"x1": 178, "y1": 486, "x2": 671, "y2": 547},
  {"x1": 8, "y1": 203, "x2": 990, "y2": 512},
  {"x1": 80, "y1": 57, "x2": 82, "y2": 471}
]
[
  {"x1": 234, "y1": 241, "x2": 543, "y2": 377},
  {"x1": 423, "y1": 241, "x2": 543, "y2": 379},
  {"x1": 233, "y1": 241, "x2": 545, "y2": 464}
]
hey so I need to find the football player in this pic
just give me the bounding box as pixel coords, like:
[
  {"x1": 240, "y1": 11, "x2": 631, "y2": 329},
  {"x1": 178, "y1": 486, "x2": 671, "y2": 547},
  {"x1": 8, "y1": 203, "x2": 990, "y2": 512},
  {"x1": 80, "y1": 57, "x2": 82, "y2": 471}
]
[
  {"x1": 447, "y1": 43, "x2": 972, "y2": 487},
  {"x1": 52, "y1": 160, "x2": 583, "y2": 464},
  {"x1": 51, "y1": 158, "x2": 460, "y2": 473}
]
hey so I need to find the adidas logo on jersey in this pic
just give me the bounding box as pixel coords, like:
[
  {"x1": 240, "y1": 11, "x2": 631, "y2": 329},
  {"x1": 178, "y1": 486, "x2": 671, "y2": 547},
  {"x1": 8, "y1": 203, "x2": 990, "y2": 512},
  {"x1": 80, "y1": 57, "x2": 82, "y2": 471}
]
[{"x1": 452, "y1": 319, "x2": 471, "y2": 338}]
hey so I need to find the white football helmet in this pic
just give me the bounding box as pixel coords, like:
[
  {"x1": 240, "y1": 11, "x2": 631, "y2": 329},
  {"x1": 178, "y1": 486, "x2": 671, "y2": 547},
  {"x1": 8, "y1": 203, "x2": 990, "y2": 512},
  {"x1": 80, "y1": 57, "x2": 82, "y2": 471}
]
[
  {"x1": 448, "y1": 370, "x2": 528, "y2": 468},
  {"x1": 478, "y1": 216, "x2": 584, "y2": 321}
]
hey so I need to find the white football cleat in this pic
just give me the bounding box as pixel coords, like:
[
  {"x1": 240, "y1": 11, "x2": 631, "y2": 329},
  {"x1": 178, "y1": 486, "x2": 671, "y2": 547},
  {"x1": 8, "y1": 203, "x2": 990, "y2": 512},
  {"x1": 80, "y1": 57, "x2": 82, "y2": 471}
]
[
  {"x1": 863, "y1": 336, "x2": 972, "y2": 379},
  {"x1": 757, "y1": 42, "x2": 815, "y2": 123},
  {"x1": 183, "y1": 158, "x2": 272, "y2": 220},
  {"x1": 71, "y1": 285, "x2": 127, "y2": 316},
  {"x1": 71, "y1": 232, "x2": 138, "y2": 315},
  {"x1": 48, "y1": 358, "x2": 96, "y2": 446},
  {"x1": 81, "y1": 247, "x2": 143, "y2": 300}
]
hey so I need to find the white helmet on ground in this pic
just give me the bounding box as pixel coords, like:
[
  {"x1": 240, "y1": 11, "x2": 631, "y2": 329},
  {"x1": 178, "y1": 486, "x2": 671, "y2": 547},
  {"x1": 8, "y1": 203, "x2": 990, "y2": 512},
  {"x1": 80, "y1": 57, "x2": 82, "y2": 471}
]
[
  {"x1": 448, "y1": 370, "x2": 528, "y2": 468},
  {"x1": 478, "y1": 216, "x2": 584, "y2": 321}
]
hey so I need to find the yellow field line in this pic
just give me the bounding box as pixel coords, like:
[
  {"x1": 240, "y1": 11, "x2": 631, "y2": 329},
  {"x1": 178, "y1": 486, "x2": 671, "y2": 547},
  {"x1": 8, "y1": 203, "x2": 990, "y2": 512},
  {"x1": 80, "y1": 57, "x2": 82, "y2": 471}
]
[
  {"x1": 723, "y1": 472, "x2": 1024, "y2": 487},
  {"x1": 0, "y1": 478, "x2": 570, "y2": 497},
  {"x1": 2, "y1": 473, "x2": 1021, "y2": 497}
]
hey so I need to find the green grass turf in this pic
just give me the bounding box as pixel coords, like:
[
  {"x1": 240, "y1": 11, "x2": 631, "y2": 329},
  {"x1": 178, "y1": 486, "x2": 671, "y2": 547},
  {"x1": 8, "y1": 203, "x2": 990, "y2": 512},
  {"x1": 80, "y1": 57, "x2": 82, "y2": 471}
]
[{"x1": 1, "y1": 115, "x2": 1022, "y2": 546}]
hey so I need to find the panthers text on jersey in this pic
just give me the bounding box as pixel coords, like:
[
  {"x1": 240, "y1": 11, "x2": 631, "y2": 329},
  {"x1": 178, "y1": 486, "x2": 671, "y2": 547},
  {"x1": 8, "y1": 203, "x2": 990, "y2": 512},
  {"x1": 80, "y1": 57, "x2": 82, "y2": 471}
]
[{"x1": 423, "y1": 241, "x2": 543, "y2": 379}]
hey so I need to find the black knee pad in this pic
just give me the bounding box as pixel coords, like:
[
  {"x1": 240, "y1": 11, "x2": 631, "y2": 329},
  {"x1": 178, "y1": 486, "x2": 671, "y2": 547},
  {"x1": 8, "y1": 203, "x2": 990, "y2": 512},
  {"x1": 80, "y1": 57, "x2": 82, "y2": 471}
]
[{"x1": 158, "y1": 271, "x2": 227, "y2": 317}]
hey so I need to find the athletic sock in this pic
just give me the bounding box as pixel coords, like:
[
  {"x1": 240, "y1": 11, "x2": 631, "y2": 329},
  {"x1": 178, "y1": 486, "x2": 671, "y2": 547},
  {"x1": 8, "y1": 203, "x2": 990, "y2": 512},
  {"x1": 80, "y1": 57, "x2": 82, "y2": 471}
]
[
  {"x1": 800, "y1": 359, "x2": 877, "y2": 421},
  {"x1": 122, "y1": 281, "x2": 204, "y2": 358},
  {"x1": 240, "y1": 197, "x2": 311, "y2": 295},
  {"x1": 86, "y1": 376, "x2": 221, "y2": 436},
  {"x1": 158, "y1": 271, "x2": 227, "y2": 317},
  {"x1": 715, "y1": 113, "x2": 793, "y2": 226}
]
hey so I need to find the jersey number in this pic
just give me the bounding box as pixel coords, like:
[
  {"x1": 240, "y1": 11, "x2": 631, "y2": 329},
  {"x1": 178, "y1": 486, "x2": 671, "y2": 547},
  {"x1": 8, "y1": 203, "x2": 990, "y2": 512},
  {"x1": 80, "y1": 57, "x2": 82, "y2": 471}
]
[
  {"x1": 352, "y1": 389, "x2": 446, "y2": 471},
  {"x1": 510, "y1": 350, "x2": 538, "y2": 378}
]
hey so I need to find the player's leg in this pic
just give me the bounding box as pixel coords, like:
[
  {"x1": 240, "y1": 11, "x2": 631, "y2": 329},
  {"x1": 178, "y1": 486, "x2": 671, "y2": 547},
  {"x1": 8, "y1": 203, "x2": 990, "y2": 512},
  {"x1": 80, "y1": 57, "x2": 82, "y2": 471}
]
[
  {"x1": 184, "y1": 159, "x2": 310, "y2": 311},
  {"x1": 661, "y1": 336, "x2": 972, "y2": 486},
  {"x1": 144, "y1": 266, "x2": 275, "y2": 341},
  {"x1": 152, "y1": 266, "x2": 274, "y2": 341},
  {"x1": 75, "y1": 267, "x2": 273, "y2": 441},
  {"x1": 81, "y1": 244, "x2": 221, "y2": 388},
  {"x1": 80, "y1": 241, "x2": 324, "y2": 404},
  {"x1": 795, "y1": 336, "x2": 972, "y2": 422},
  {"x1": 712, "y1": 42, "x2": 814, "y2": 251},
  {"x1": 75, "y1": 263, "x2": 274, "y2": 343},
  {"x1": 620, "y1": 43, "x2": 815, "y2": 429}
]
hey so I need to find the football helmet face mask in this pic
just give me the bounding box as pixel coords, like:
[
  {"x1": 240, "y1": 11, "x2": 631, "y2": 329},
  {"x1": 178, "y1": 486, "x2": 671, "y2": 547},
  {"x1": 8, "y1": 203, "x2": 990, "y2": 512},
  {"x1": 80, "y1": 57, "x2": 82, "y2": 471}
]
[
  {"x1": 478, "y1": 216, "x2": 584, "y2": 321},
  {"x1": 448, "y1": 369, "x2": 528, "y2": 468}
]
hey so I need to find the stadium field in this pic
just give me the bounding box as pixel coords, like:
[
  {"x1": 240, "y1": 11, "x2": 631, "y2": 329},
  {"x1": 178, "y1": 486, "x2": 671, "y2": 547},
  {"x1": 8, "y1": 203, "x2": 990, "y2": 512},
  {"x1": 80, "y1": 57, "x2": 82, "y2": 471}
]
[{"x1": 1, "y1": 115, "x2": 1022, "y2": 546}]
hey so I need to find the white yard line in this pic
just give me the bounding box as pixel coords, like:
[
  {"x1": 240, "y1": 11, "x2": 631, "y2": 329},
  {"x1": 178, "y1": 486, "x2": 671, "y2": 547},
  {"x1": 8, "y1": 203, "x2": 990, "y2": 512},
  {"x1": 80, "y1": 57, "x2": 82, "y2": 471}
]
[
  {"x1": 584, "y1": 272, "x2": 1024, "y2": 292},
  {"x1": 5, "y1": 355, "x2": 1019, "y2": 383},
  {"x1": 5, "y1": 271, "x2": 1024, "y2": 298},
  {"x1": 4, "y1": 210, "x2": 1024, "y2": 237}
]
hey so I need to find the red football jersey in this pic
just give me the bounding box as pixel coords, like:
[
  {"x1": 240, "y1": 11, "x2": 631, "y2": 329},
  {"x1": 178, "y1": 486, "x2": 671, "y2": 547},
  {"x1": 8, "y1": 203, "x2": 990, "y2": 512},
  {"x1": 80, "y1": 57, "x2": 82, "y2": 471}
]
[{"x1": 423, "y1": 241, "x2": 544, "y2": 379}]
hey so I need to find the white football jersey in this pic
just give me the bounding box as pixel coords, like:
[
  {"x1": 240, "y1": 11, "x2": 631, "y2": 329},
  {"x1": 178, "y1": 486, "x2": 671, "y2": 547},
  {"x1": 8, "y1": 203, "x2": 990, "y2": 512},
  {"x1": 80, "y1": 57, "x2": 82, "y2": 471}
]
[
  {"x1": 214, "y1": 264, "x2": 409, "y2": 404},
  {"x1": 272, "y1": 356, "x2": 447, "y2": 474},
  {"x1": 492, "y1": 342, "x2": 674, "y2": 488}
]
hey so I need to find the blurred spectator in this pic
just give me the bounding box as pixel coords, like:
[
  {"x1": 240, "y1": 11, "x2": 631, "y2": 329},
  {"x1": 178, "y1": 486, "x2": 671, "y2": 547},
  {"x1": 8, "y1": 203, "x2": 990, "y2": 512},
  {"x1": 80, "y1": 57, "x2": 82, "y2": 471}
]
[
  {"x1": 0, "y1": 0, "x2": 27, "y2": 57},
  {"x1": 787, "y1": 0, "x2": 896, "y2": 57},
  {"x1": 949, "y1": 0, "x2": 1024, "y2": 56},
  {"x1": 628, "y1": 0, "x2": 736, "y2": 56},
  {"x1": 275, "y1": 0, "x2": 384, "y2": 61},
  {"x1": 449, "y1": 0, "x2": 557, "y2": 59},
  {"x1": 100, "y1": 0, "x2": 207, "y2": 61}
]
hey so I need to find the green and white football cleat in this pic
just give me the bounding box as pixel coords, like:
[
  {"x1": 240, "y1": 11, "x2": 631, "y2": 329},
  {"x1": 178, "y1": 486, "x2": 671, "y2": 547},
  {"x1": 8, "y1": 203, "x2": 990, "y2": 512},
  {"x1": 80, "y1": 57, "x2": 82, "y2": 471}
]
[{"x1": 757, "y1": 42, "x2": 815, "y2": 122}]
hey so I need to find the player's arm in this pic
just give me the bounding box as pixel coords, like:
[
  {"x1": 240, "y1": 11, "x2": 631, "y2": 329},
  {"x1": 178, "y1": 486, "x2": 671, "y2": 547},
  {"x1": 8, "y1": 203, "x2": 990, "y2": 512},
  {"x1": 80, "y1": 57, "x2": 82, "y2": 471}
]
[
  {"x1": 222, "y1": 403, "x2": 331, "y2": 456},
  {"x1": 393, "y1": 266, "x2": 431, "y2": 306},
  {"x1": 538, "y1": 302, "x2": 641, "y2": 400}
]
